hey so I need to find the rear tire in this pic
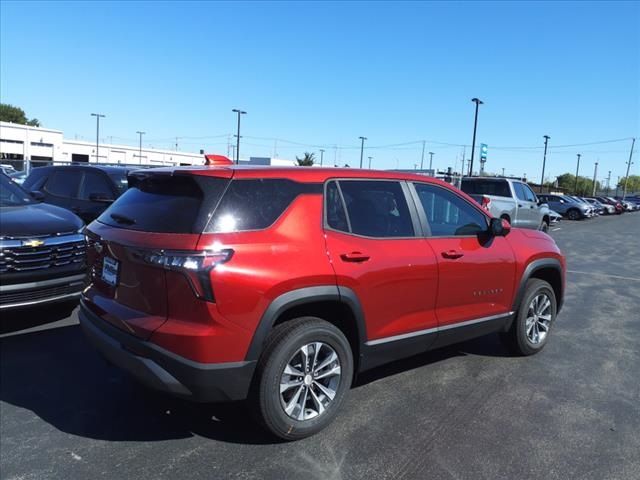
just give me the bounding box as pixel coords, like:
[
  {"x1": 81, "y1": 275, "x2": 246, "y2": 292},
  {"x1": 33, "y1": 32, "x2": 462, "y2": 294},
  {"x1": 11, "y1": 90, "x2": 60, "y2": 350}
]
[
  {"x1": 251, "y1": 317, "x2": 353, "y2": 440},
  {"x1": 539, "y1": 219, "x2": 549, "y2": 232},
  {"x1": 501, "y1": 279, "x2": 557, "y2": 356}
]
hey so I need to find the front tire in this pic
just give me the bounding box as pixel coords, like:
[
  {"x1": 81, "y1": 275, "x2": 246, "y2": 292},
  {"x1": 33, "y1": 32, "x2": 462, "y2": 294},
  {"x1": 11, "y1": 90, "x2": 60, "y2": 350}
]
[
  {"x1": 501, "y1": 279, "x2": 557, "y2": 356},
  {"x1": 566, "y1": 208, "x2": 581, "y2": 220},
  {"x1": 539, "y1": 219, "x2": 550, "y2": 232},
  {"x1": 251, "y1": 317, "x2": 353, "y2": 440}
]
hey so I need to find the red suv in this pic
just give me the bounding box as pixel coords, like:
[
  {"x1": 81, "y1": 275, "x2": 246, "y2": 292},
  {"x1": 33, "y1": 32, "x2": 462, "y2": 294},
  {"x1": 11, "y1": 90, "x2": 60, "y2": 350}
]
[{"x1": 80, "y1": 166, "x2": 565, "y2": 440}]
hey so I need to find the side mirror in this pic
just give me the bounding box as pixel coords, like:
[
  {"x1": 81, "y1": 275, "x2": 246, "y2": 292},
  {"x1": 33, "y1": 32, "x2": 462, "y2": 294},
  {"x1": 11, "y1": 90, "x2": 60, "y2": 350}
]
[
  {"x1": 30, "y1": 190, "x2": 45, "y2": 202},
  {"x1": 89, "y1": 193, "x2": 114, "y2": 203},
  {"x1": 489, "y1": 217, "x2": 511, "y2": 237}
]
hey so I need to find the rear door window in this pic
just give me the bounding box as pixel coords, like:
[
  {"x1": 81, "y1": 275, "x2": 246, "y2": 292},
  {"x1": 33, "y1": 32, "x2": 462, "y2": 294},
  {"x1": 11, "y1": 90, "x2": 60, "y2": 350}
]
[
  {"x1": 513, "y1": 183, "x2": 528, "y2": 201},
  {"x1": 44, "y1": 170, "x2": 82, "y2": 198},
  {"x1": 80, "y1": 171, "x2": 115, "y2": 200},
  {"x1": 333, "y1": 180, "x2": 414, "y2": 238},
  {"x1": 98, "y1": 175, "x2": 228, "y2": 233}
]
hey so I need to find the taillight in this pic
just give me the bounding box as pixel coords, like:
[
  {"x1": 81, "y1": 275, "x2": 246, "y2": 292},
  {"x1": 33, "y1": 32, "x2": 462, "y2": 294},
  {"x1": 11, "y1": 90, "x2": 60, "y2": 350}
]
[
  {"x1": 131, "y1": 248, "x2": 233, "y2": 302},
  {"x1": 481, "y1": 195, "x2": 491, "y2": 211}
]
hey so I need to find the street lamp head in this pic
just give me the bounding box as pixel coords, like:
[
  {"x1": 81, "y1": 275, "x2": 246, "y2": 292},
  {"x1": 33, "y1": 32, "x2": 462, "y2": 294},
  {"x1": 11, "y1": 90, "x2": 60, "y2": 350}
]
[
  {"x1": 136, "y1": 131, "x2": 145, "y2": 135},
  {"x1": 471, "y1": 98, "x2": 483, "y2": 105},
  {"x1": 91, "y1": 113, "x2": 105, "y2": 118},
  {"x1": 232, "y1": 109, "x2": 247, "y2": 115},
  {"x1": 543, "y1": 135, "x2": 550, "y2": 140},
  {"x1": 359, "y1": 136, "x2": 367, "y2": 141}
]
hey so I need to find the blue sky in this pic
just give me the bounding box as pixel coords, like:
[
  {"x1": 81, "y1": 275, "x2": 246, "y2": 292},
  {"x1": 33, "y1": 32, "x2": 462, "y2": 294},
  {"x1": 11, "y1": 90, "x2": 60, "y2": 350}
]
[{"x1": 1, "y1": 1, "x2": 638, "y2": 182}]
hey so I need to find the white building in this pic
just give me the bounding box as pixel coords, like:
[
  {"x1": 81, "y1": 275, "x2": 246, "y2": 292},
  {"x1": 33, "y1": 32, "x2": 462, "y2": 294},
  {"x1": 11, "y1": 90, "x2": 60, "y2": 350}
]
[{"x1": 0, "y1": 121, "x2": 205, "y2": 171}]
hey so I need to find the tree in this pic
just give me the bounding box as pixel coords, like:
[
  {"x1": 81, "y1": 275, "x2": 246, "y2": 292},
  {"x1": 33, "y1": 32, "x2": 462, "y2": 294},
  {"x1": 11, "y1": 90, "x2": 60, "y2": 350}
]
[
  {"x1": 552, "y1": 172, "x2": 600, "y2": 195},
  {"x1": 618, "y1": 175, "x2": 640, "y2": 194},
  {"x1": 0, "y1": 103, "x2": 40, "y2": 127},
  {"x1": 296, "y1": 152, "x2": 315, "y2": 166}
]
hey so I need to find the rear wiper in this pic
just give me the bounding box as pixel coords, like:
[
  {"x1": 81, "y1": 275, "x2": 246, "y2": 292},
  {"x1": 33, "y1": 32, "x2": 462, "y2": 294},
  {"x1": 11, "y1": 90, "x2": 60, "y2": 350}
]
[{"x1": 110, "y1": 213, "x2": 136, "y2": 225}]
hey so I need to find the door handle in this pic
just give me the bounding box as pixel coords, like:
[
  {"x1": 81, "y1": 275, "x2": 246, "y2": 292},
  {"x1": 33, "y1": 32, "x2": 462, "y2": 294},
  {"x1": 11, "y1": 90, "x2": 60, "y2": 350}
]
[
  {"x1": 518, "y1": 203, "x2": 524, "y2": 207},
  {"x1": 340, "y1": 252, "x2": 370, "y2": 262},
  {"x1": 441, "y1": 250, "x2": 464, "y2": 259}
]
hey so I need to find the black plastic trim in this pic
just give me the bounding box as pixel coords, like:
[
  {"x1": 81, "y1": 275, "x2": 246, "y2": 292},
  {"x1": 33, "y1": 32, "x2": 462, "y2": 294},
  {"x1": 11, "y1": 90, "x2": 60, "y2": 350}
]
[
  {"x1": 79, "y1": 300, "x2": 256, "y2": 402},
  {"x1": 512, "y1": 258, "x2": 564, "y2": 313}
]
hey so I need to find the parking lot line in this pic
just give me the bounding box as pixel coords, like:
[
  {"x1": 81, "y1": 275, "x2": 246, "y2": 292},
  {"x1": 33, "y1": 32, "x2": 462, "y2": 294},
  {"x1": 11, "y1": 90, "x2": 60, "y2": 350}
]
[{"x1": 566, "y1": 270, "x2": 640, "y2": 282}]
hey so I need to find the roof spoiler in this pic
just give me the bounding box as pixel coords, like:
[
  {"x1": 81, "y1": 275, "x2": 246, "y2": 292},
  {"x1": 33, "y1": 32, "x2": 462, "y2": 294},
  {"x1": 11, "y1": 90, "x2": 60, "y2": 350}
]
[{"x1": 204, "y1": 154, "x2": 233, "y2": 166}]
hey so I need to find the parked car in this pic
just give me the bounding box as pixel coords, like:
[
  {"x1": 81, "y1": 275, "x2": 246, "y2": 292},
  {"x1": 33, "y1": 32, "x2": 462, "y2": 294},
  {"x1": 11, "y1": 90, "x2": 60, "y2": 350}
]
[
  {"x1": 537, "y1": 194, "x2": 592, "y2": 220},
  {"x1": 460, "y1": 177, "x2": 551, "y2": 231},
  {"x1": 0, "y1": 173, "x2": 86, "y2": 309},
  {"x1": 0, "y1": 164, "x2": 17, "y2": 176},
  {"x1": 584, "y1": 197, "x2": 614, "y2": 215},
  {"x1": 548, "y1": 210, "x2": 563, "y2": 225},
  {"x1": 80, "y1": 166, "x2": 565, "y2": 440},
  {"x1": 22, "y1": 165, "x2": 132, "y2": 224},
  {"x1": 566, "y1": 196, "x2": 596, "y2": 217},
  {"x1": 8, "y1": 170, "x2": 27, "y2": 185},
  {"x1": 595, "y1": 196, "x2": 624, "y2": 214},
  {"x1": 614, "y1": 197, "x2": 640, "y2": 212}
]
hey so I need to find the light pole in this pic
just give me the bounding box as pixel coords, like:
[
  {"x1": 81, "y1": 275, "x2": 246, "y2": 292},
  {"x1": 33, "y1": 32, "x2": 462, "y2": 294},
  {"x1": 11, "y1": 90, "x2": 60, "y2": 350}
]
[
  {"x1": 606, "y1": 170, "x2": 611, "y2": 195},
  {"x1": 90, "y1": 113, "x2": 105, "y2": 162},
  {"x1": 420, "y1": 140, "x2": 426, "y2": 169},
  {"x1": 232, "y1": 109, "x2": 246, "y2": 164},
  {"x1": 592, "y1": 161, "x2": 599, "y2": 196},
  {"x1": 622, "y1": 137, "x2": 635, "y2": 200},
  {"x1": 368, "y1": 156, "x2": 373, "y2": 169},
  {"x1": 428, "y1": 152, "x2": 434, "y2": 172},
  {"x1": 319, "y1": 149, "x2": 325, "y2": 166},
  {"x1": 358, "y1": 136, "x2": 367, "y2": 169},
  {"x1": 136, "y1": 131, "x2": 145, "y2": 164},
  {"x1": 616, "y1": 176, "x2": 621, "y2": 197},
  {"x1": 501, "y1": 168, "x2": 505, "y2": 177},
  {"x1": 574, "y1": 153, "x2": 581, "y2": 194},
  {"x1": 469, "y1": 98, "x2": 483, "y2": 176},
  {"x1": 541, "y1": 135, "x2": 550, "y2": 192}
]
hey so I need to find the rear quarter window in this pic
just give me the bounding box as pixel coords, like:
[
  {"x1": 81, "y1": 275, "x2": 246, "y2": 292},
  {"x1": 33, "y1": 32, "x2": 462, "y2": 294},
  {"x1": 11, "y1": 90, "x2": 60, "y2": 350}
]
[
  {"x1": 460, "y1": 179, "x2": 511, "y2": 197},
  {"x1": 205, "y1": 179, "x2": 321, "y2": 233}
]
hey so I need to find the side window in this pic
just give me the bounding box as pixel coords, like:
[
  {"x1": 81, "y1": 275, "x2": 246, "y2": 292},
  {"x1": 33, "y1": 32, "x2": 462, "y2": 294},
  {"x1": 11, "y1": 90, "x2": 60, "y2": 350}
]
[
  {"x1": 414, "y1": 183, "x2": 488, "y2": 237},
  {"x1": 44, "y1": 170, "x2": 82, "y2": 198},
  {"x1": 336, "y1": 180, "x2": 414, "y2": 238},
  {"x1": 80, "y1": 171, "x2": 115, "y2": 200},
  {"x1": 522, "y1": 184, "x2": 537, "y2": 202},
  {"x1": 513, "y1": 183, "x2": 528, "y2": 201},
  {"x1": 325, "y1": 181, "x2": 349, "y2": 232},
  {"x1": 207, "y1": 179, "x2": 311, "y2": 233}
]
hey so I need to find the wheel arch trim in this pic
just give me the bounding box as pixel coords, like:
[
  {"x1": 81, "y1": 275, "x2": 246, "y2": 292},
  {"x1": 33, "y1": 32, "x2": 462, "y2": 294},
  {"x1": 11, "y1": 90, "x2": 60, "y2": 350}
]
[
  {"x1": 244, "y1": 285, "x2": 367, "y2": 362},
  {"x1": 512, "y1": 258, "x2": 564, "y2": 313}
]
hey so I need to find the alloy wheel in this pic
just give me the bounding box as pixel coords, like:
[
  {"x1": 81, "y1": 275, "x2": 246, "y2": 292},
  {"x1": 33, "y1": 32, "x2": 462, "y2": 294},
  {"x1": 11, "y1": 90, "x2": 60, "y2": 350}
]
[
  {"x1": 279, "y1": 342, "x2": 342, "y2": 421},
  {"x1": 525, "y1": 293, "x2": 552, "y2": 344}
]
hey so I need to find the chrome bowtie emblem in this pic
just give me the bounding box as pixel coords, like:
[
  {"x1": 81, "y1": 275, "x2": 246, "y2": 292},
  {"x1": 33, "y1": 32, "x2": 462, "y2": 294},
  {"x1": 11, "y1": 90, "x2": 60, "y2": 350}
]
[{"x1": 22, "y1": 239, "x2": 44, "y2": 247}]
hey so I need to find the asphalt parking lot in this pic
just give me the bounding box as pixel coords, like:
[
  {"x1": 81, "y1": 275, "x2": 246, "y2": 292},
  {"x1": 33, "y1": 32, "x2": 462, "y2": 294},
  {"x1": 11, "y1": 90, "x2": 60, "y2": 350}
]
[{"x1": 1, "y1": 213, "x2": 639, "y2": 480}]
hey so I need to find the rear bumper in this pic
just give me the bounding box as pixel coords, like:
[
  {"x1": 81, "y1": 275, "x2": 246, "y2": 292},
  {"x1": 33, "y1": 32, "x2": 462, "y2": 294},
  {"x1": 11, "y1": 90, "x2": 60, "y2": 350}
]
[
  {"x1": 79, "y1": 300, "x2": 256, "y2": 402},
  {"x1": 0, "y1": 273, "x2": 85, "y2": 309}
]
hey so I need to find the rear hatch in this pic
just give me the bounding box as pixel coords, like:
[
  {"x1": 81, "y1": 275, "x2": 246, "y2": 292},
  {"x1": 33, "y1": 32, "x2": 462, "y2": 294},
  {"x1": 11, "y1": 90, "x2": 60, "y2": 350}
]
[{"x1": 84, "y1": 169, "x2": 231, "y2": 339}]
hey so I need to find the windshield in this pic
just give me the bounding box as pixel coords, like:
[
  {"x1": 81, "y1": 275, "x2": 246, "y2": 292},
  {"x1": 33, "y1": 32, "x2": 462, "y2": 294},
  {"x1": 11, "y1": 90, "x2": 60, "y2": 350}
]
[{"x1": 0, "y1": 174, "x2": 35, "y2": 207}]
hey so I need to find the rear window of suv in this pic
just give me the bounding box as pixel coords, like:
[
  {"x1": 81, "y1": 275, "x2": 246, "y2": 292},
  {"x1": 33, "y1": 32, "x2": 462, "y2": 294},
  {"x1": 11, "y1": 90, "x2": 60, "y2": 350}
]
[
  {"x1": 460, "y1": 179, "x2": 511, "y2": 197},
  {"x1": 98, "y1": 174, "x2": 228, "y2": 233}
]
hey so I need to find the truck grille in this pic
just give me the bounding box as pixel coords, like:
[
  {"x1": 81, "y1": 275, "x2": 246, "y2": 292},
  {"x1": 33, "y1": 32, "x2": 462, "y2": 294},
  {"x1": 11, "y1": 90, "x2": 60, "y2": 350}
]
[{"x1": 0, "y1": 234, "x2": 86, "y2": 274}]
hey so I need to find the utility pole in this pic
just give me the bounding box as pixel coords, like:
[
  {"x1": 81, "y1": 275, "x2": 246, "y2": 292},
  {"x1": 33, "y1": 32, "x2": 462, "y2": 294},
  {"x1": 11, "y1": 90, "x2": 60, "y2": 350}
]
[
  {"x1": 541, "y1": 135, "x2": 550, "y2": 193},
  {"x1": 319, "y1": 149, "x2": 325, "y2": 166},
  {"x1": 616, "y1": 176, "x2": 621, "y2": 197},
  {"x1": 574, "y1": 153, "x2": 581, "y2": 194},
  {"x1": 592, "y1": 161, "x2": 599, "y2": 196},
  {"x1": 622, "y1": 137, "x2": 635, "y2": 200},
  {"x1": 368, "y1": 156, "x2": 373, "y2": 169},
  {"x1": 469, "y1": 98, "x2": 483, "y2": 176},
  {"x1": 420, "y1": 140, "x2": 426, "y2": 169},
  {"x1": 90, "y1": 113, "x2": 105, "y2": 162},
  {"x1": 358, "y1": 136, "x2": 367, "y2": 168},
  {"x1": 606, "y1": 170, "x2": 611, "y2": 195},
  {"x1": 428, "y1": 152, "x2": 434, "y2": 172},
  {"x1": 136, "y1": 131, "x2": 145, "y2": 164},
  {"x1": 232, "y1": 109, "x2": 246, "y2": 164}
]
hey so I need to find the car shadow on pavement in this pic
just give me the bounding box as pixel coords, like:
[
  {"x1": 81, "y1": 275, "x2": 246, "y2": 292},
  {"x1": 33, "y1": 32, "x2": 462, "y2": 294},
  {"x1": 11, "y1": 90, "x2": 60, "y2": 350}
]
[
  {"x1": 0, "y1": 318, "x2": 514, "y2": 446},
  {"x1": 0, "y1": 301, "x2": 78, "y2": 335}
]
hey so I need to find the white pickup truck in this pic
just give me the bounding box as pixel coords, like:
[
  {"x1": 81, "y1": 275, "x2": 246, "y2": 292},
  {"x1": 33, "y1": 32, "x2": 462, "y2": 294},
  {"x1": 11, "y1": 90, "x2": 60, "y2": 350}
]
[{"x1": 460, "y1": 177, "x2": 552, "y2": 231}]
